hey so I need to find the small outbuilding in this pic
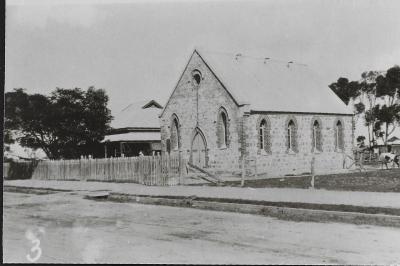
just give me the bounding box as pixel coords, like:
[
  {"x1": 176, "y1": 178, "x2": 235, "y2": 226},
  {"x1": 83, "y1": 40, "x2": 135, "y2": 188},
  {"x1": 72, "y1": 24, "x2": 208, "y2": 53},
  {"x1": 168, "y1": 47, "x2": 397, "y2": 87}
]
[{"x1": 376, "y1": 136, "x2": 400, "y2": 154}]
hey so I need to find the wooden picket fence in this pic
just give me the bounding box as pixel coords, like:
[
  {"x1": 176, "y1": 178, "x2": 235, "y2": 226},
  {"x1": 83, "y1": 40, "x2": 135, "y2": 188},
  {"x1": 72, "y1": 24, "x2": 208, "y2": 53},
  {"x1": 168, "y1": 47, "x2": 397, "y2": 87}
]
[{"x1": 31, "y1": 154, "x2": 187, "y2": 186}]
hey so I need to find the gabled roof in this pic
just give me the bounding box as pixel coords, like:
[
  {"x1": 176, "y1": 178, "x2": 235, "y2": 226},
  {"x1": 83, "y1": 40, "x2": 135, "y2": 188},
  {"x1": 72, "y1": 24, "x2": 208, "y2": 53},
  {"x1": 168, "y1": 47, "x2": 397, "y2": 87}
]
[
  {"x1": 196, "y1": 49, "x2": 353, "y2": 115},
  {"x1": 142, "y1": 100, "x2": 163, "y2": 109},
  {"x1": 111, "y1": 100, "x2": 163, "y2": 129}
]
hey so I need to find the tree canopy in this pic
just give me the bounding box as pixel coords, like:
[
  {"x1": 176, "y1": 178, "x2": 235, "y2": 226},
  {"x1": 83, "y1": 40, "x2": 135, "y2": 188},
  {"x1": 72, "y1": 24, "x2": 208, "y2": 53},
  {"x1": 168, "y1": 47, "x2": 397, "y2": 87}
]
[
  {"x1": 5, "y1": 87, "x2": 113, "y2": 159},
  {"x1": 329, "y1": 65, "x2": 400, "y2": 146},
  {"x1": 328, "y1": 77, "x2": 361, "y2": 106}
]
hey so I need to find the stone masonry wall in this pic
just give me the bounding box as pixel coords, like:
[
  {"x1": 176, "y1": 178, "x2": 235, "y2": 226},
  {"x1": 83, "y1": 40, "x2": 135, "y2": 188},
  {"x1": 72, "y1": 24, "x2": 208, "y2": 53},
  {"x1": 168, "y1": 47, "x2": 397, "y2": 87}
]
[
  {"x1": 160, "y1": 51, "x2": 243, "y2": 174},
  {"x1": 244, "y1": 113, "x2": 354, "y2": 177}
]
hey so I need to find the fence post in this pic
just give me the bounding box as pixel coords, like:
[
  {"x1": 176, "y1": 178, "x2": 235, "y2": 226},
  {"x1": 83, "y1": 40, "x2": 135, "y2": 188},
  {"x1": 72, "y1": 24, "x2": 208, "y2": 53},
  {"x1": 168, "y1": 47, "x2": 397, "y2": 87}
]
[
  {"x1": 157, "y1": 155, "x2": 162, "y2": 186},
  {"x1": 178, "y1": 151, "x2": 182, "y2": 185},
  {"x1": 160, "y1": 155, "x2": 164, "y2": 186},
  {"x1": 79, "y1": 158, "x2": 82, "y2": 181},
  {"x1": 47, "y1": 161, "x2": 49, "y2": 180},
  {"x1": 139, "y1": 156, "x2": 143, "y2": 184},
  {"x1": 167, "y1": 153, "x2": 171, "y2": 185},
  {"x1": 241, "y1": 156, "x2": 245, "y2": 187},
  {"x1": 107, "y1": 157, "x2": 111, "y2": 181},
  {"x1": 310, "y1": 155, "x2": 315, "y2": 189},
  {"x1": 359, "y1": 149, "x2": 365, "y2": 172},
  {"x1": 254, "y1": 156, "x2": 258, "y2": 178},
  {"x1": 62, "y1": 159, "x2": 64, "y2": 180}
]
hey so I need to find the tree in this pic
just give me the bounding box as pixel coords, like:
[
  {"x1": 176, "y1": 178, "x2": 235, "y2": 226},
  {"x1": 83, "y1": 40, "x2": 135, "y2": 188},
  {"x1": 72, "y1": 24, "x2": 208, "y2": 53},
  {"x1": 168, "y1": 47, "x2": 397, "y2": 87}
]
[
  {"x1": 373, "y1": 66, "x2": 400, "y2": 145},
  {"x1": 356, "y1": 71, "x2": 381, "y2": 147},
  {"x1": 329, "y1": 75, "x2": 379, "y2": 147},
  {"x1": 5, "y1": 87, "x2": 113, "y2": 159},
  {"x1": 374, "y1": 104, "x2": 400, "y2": 145},
  {"x1": 329, "y1": 77, "x2": 360, "y2": 105},
  {"x1": 331, "y1": 67, "x2": 400, "y2": 148}
]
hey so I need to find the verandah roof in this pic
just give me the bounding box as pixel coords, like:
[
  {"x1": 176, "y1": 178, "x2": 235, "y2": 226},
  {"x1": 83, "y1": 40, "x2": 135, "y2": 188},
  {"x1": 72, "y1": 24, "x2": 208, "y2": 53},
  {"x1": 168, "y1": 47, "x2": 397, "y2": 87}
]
[{"x1": 102, "y1": 132, "x2": 160, "y2": 143}]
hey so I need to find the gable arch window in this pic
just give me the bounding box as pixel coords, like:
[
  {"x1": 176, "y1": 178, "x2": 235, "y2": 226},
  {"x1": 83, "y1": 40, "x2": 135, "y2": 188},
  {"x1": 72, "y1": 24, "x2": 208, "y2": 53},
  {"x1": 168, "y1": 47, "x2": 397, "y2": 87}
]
[
  {"x1": 217, "y1": 107, "x2": 229, "y2": 148},
  {"x1": 257, "y1": 116, "x2": 271, "y2": 153},
  {"x1": 311, "y1": 119, "x2": 323, "y2": 152},
  {"x1": 170, "y1": 115, "x2": 180, "y2": 151},
  {"x1": 192, "y1": 70, "x2": 202, "y2": 85},
  {"x1": 334, "y1": 119, "x2": 344, "y2": 151},
  {"x1": 286, "y1": 117, "x2": 298, "y2": 153}
]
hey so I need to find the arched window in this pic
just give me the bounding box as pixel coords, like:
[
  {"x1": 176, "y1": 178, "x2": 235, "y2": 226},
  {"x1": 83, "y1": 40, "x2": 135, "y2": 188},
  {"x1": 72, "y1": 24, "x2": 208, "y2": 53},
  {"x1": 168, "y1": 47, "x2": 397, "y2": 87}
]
[
  {"x1": 217, "y1": 108, "x2": 229, "y2": 148},
  {"x1": 170, "y1": 115, "x2": 180, "y2": 150},
  {"x1": 312, "y1": 119, "x2": 323, "y2": 152},
  {"x1": 257, "y1": 116, "x2": 271, "y2": 153},
  {"x1": 335, "y1": 120, "x2": 344, "y2": 151},
  {"x1": 221, "y1": 112, "x2": 228, "y2": 147},
  {"x1": 259, "y1": 120, "x2": 266, "y2": 150},
  {"x1": 286, "y1": 118, "x2": 298, "y2": 152},
  {"x1": 192, "y1": 70, "x2": 202, "y2": 85}
]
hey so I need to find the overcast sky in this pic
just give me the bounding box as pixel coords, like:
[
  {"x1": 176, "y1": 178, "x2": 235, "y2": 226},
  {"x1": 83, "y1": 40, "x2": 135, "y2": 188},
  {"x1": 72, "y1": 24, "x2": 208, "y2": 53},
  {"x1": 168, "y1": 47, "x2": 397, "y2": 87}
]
[{"x1": 5, "y1": 0, "x2": 400, "y2": 117}]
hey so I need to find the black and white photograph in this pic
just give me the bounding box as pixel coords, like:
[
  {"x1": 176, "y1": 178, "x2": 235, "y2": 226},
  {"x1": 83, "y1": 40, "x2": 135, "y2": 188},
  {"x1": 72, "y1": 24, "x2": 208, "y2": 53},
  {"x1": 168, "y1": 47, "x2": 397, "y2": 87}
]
[{"x1": 3, "y1": 0, "x2": 400, "y2": 264}]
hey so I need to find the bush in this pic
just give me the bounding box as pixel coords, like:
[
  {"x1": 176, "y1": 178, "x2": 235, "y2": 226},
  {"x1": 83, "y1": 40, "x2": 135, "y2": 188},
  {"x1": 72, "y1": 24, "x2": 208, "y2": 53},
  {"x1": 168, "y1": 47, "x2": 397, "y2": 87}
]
[{"x1": 4, "y1": 160, "x2": 39, "y2": 180}]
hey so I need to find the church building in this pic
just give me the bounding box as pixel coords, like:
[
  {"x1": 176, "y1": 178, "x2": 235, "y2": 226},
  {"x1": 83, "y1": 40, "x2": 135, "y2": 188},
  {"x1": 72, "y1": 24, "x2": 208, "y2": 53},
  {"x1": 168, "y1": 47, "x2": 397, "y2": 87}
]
[{"x1": 160, "y1": 49, "x2": 354, "y2": 177}]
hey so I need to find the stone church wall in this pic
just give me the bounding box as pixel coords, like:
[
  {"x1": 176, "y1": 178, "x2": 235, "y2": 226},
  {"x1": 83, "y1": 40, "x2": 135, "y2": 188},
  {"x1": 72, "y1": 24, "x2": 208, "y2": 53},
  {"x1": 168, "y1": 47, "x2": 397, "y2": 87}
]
[
  {"x1": 244, "y1": 113, "x2": 354, "y2": 177},
  {"x1": 160, "y1": 52, "x2": 243, "y2": 174}
]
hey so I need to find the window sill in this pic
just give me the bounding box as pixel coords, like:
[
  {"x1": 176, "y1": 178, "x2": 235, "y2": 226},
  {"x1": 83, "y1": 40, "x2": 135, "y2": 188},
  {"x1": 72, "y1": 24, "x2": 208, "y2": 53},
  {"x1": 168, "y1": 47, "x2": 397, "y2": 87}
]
[
  {"x1": 287, "y1": 149, "x2": 297, "y2": 155},
  {"x1": 219, "y1": 146, "x2": 228, "y2": 150},
  {"x1": 312, "y1": 150, "x2": 322, "y2": 154}
]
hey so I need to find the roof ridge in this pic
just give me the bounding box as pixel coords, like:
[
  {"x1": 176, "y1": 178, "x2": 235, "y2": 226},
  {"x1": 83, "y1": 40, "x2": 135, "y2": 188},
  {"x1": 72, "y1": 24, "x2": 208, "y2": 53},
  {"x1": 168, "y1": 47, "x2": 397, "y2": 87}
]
[
  {"x1": 199, "y1": 49, "x2": 308, "y2": 68},
  {"x1": 119, "y1": 99, "x2": 159, "y2": 113}
]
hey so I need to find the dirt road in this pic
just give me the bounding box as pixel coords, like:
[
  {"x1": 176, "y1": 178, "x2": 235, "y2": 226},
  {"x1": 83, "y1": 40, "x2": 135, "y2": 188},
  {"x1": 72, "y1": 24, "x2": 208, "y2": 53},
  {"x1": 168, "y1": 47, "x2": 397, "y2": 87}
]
[{"x1": 3, "y1": 191, "x2": 400, "y2": 264}]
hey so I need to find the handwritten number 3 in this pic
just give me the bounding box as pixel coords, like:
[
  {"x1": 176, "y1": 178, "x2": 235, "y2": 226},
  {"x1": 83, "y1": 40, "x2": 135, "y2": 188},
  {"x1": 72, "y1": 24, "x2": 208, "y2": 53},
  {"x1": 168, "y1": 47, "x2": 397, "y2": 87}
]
[{"x1": 27, "y1": 238, "x2": 42, "y2": 262}]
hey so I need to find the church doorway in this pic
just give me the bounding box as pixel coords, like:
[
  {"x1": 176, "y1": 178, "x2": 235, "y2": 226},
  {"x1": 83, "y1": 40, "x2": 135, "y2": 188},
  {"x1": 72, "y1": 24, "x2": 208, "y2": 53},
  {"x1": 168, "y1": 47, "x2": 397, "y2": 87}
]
[{"x1": 190, "y1": 128, "x2": 207, "y2": 168}]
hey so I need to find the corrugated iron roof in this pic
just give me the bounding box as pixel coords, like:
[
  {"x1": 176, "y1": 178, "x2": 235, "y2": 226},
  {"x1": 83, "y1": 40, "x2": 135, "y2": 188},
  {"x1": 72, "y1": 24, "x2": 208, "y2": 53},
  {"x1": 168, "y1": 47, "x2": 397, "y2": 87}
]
[
  {"x1": 111, "y1": 100, "x2": 163, "y2": 129},
  {"x1": 197, "y1": 49, "x2": 353, "y2": 115}
]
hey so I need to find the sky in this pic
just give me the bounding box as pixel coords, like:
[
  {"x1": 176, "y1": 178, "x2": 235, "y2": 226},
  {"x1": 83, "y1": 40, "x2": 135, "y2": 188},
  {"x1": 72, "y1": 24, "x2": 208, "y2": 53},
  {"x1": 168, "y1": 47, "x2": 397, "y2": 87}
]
[{"x1": 5, "y1": 0, "x2": 400, "y2": 139}]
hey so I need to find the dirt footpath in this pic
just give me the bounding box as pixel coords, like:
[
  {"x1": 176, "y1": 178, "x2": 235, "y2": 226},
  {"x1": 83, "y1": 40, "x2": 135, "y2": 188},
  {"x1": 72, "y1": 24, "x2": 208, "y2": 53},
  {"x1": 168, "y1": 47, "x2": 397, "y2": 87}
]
[{"x1": 5, "y1": 179, "x2": 400, "y2": 209}]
